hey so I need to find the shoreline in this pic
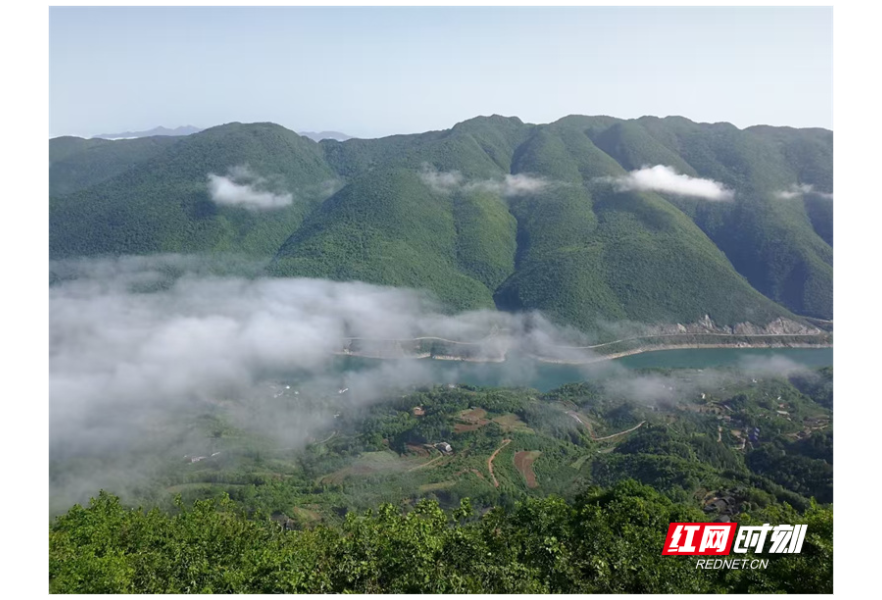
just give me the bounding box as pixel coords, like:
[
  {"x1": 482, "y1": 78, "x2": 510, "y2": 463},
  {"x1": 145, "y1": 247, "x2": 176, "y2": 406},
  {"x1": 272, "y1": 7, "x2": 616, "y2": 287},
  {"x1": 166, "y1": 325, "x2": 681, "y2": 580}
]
[
  {"x1": 528, "y1": 342, "x2": 833, "y2": 365},
  {"x1": 334, "y1": 341, "x2": 832, "y2": 365}
]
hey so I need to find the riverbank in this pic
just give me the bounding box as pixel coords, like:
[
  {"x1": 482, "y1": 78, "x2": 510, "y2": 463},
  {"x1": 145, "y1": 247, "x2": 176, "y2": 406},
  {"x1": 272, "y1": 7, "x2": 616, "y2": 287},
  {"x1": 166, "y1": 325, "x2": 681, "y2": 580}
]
[
  {"x1": 529, "y1": 342, "x2": 833, "y2": 365},
  {"x1": 333, "y1": 339, "x2": 832, "y2": 364},
  {"x1": 330, "y1": 347, "x2": 833, "y2": 392}
]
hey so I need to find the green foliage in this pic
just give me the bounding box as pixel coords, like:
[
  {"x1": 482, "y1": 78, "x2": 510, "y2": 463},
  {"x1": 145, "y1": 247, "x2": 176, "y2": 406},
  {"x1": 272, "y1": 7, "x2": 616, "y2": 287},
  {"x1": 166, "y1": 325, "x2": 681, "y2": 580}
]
[
  {"x1": 50, "y1": 114, "x2": 833, "y2": 322},
  {"x1": 50, "y1": 135, "x2": 181, "y2": 196},
  {"x1": 50, "y1": 122, "x2": 337, "y2": 259},
  {"x1": 49, "y1": 368, "x2": 834, "y2": 593},
  {"x1": 746, "y1": 442, "x2": 832, "y2": 503},
  {"x1": 453, "y1": 189, "x2": 518, "y2": 289},
  {"x1": 269, "y1": 168, "x2": 498, "y2": 311},
  {"x1": 52, "y1": 369, "x2": 833, "y2": 525},
  {"x1": 49, "y1": 481, "x2": 832, "y2": 593},
  {"x1": 721, "y1": 499, "x2": 833, "y2": 593},
  {"x1": 675, "y1": 195, "x2": 833, "y2": 319},
  {"x1": 790, "y1": 365, "x2": 834, "y2": 409}
]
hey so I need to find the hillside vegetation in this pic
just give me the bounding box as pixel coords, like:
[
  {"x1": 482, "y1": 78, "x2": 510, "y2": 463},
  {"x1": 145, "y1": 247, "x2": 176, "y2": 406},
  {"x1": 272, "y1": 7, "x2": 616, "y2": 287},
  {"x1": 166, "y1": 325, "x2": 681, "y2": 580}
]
[
  {"x1": 50, "y1": 484, "x2": 832, "y2": 594},
  {"x1": 50, "y1": 115, "x2": 833, "y2": 323},
  {"x1": 50, "y1": 368, "x2": 834, "y2": 593}
]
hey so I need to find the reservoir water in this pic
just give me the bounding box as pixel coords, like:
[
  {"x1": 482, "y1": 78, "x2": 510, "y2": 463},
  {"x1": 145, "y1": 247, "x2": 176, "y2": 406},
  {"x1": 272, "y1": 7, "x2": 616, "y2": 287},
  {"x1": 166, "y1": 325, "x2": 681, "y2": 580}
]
[{"x1": 333, "y1": 347, "x2": 832, "y2": 392}]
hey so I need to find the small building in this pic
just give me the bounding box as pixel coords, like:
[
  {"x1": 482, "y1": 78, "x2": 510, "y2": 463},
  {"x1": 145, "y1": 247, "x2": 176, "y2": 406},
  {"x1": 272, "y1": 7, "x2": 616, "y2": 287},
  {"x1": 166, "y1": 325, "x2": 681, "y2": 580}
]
[
  {"x1": 435, "y1": 442, "x2": 453, "y2": 454},
  {"x1": 703, "y1": 497, "x2": 731, "y2": 514},
  {"x1": 271, "y1": 513, "x2": 298, "y2": 532},
  {"x1": 412, "y1": 406, "x2": 425, "y2": 417}
]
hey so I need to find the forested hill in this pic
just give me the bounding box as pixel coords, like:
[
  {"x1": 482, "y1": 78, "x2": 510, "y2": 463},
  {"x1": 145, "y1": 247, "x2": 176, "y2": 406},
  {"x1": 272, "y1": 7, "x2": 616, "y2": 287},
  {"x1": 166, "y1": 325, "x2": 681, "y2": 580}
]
[
  {"x1": 49, "y1": 115, "x2": 833, "y2": 326},
  {"x1": 49, "y1": 483, "x2": 833, "y2": 594}
]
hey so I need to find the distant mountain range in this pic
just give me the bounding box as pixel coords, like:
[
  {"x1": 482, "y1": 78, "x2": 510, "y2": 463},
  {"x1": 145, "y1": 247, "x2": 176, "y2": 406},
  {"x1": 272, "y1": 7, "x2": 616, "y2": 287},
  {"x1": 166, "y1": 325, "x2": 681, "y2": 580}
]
[
  {"x1": 92, "y1": 125, "x2": 203, "y2": 139},
  {"x1": 91, "y1": 125, "x2": 353, "y2": 142},
  {"x1": 49, "y1": 115, "x2": 833, "y2": 328},
  {"x1": 297, "y1": 131, "x2": 353, "y2": 142}
]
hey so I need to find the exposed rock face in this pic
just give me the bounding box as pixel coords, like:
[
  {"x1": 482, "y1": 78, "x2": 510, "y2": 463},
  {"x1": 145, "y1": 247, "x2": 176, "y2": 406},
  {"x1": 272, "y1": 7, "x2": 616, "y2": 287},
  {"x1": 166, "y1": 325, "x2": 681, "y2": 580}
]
[
  {"x1": 647, "y1": 316, "x2": 822, "y2": 337},
  {"x1": 732, "y1": 317, "x2": 823, "y2": 335}
]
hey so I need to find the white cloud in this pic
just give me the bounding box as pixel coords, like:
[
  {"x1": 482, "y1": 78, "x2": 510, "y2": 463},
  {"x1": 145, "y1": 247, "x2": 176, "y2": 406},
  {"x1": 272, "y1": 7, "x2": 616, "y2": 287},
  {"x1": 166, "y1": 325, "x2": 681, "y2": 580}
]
[
  {"x1": 419, "y1": 164, "x2": 550, "y2": 197},
  {"x1": 600, "y1": 165, "x2": 735, "y2": 201},
  {"x1": 774, "y1": 183, "x2": 833, "y2": 200},
  {"x1": 468, "y1": 173, "x2": 550, "y2": 196},
  {"x1": 207, "y1": 164, "x2": 293, "y2": 210},
  {"x1": 418, "y1": 165, "x2": 464, "y2": 193}
]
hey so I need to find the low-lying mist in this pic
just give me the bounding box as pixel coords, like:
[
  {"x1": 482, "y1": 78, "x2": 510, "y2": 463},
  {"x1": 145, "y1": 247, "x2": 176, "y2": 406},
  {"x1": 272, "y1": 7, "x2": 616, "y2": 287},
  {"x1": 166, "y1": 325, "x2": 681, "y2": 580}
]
[
  {"x1": 50, "y1": 255, "x2": 597, "y2": 450},
  {"x1": 49, "y1": 254, "x2": 819, "y2": 511}
]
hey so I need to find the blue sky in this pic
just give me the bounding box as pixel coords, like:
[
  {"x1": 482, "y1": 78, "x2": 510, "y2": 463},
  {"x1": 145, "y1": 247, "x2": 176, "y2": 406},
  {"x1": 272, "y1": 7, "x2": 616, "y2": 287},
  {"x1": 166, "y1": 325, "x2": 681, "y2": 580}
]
[{"x1": 49, "y1": 6, "x2": 832, "y2": 138}]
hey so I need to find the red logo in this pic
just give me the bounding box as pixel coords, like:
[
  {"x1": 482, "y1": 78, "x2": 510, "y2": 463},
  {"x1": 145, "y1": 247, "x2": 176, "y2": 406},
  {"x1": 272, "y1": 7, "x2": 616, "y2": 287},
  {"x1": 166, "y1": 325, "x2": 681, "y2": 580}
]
[{"x1": 662, "y1": 523, "x2": 737, "y2": 555}]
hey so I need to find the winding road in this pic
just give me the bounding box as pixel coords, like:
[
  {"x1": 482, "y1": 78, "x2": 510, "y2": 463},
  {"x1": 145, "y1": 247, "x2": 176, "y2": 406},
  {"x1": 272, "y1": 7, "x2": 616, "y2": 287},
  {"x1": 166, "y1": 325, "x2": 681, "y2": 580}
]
[
  {"x1": 566, "y1": 410, "x2": 645, "y2": 441},
  {"x1": 592, "y1": 421, "x2": 645, "y2": 441},
  {"x1": 342, "y1": 329, "x2": 825, "y2": 351},
  {"x1": 560, "y1": 332, "x2": 826, "y2": 350},
  {"x1": 487, "y1": 439, "x2": 512, "y2": 488}
]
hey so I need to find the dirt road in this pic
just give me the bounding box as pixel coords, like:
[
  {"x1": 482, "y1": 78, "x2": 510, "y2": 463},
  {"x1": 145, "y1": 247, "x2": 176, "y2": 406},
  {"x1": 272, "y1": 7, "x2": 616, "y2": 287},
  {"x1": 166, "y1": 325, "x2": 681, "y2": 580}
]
[
  {"x1": 592, "y1": 421, "x2": 646, "y2": 441},
  {"x1": 488, "y1": 439, "x2": 512, "y2": 488},
  {"x1": 566, "y1": 410, "x2": 645, "y2": 442}
]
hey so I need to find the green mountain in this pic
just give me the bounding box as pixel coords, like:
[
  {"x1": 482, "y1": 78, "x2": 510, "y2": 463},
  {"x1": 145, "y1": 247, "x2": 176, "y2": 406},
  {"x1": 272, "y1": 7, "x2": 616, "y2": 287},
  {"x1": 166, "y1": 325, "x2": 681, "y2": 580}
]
[
  {"x1": 49, "y1": 135, "x2": 181, "y2": 196},
  {"x1": 269, "y1": 168, "x2": 512, "y2": 311},
  {"x1": 50, "y1": 123, "x2": 338, "y2": 258},
  {"x1": 49, "y1": 114, "x2": 833, "y2": 324},
  {"x1": 586, "y1": 117, "x2": 834, "y2": 320}
]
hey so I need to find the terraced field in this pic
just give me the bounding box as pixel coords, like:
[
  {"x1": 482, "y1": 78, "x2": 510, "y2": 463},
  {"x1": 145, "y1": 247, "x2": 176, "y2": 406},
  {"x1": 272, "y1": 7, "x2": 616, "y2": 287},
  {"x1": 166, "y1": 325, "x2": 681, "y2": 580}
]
[{"x1": 514, "y1": 450, "x2": 542, "y2": 488}]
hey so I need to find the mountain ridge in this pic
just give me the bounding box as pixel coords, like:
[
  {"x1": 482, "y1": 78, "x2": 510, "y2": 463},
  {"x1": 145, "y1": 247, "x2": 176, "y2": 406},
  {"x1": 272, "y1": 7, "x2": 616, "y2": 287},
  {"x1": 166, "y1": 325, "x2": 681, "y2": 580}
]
[
  {"x1": 49, "y1": 114, "x2": 834, "y2": 327},
  {"x1": 92, "y1": 125, "x2": 203, "y2": 139},
  {"x1": 84, "y1": 124, "x2": 356, "y2": 143}
]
